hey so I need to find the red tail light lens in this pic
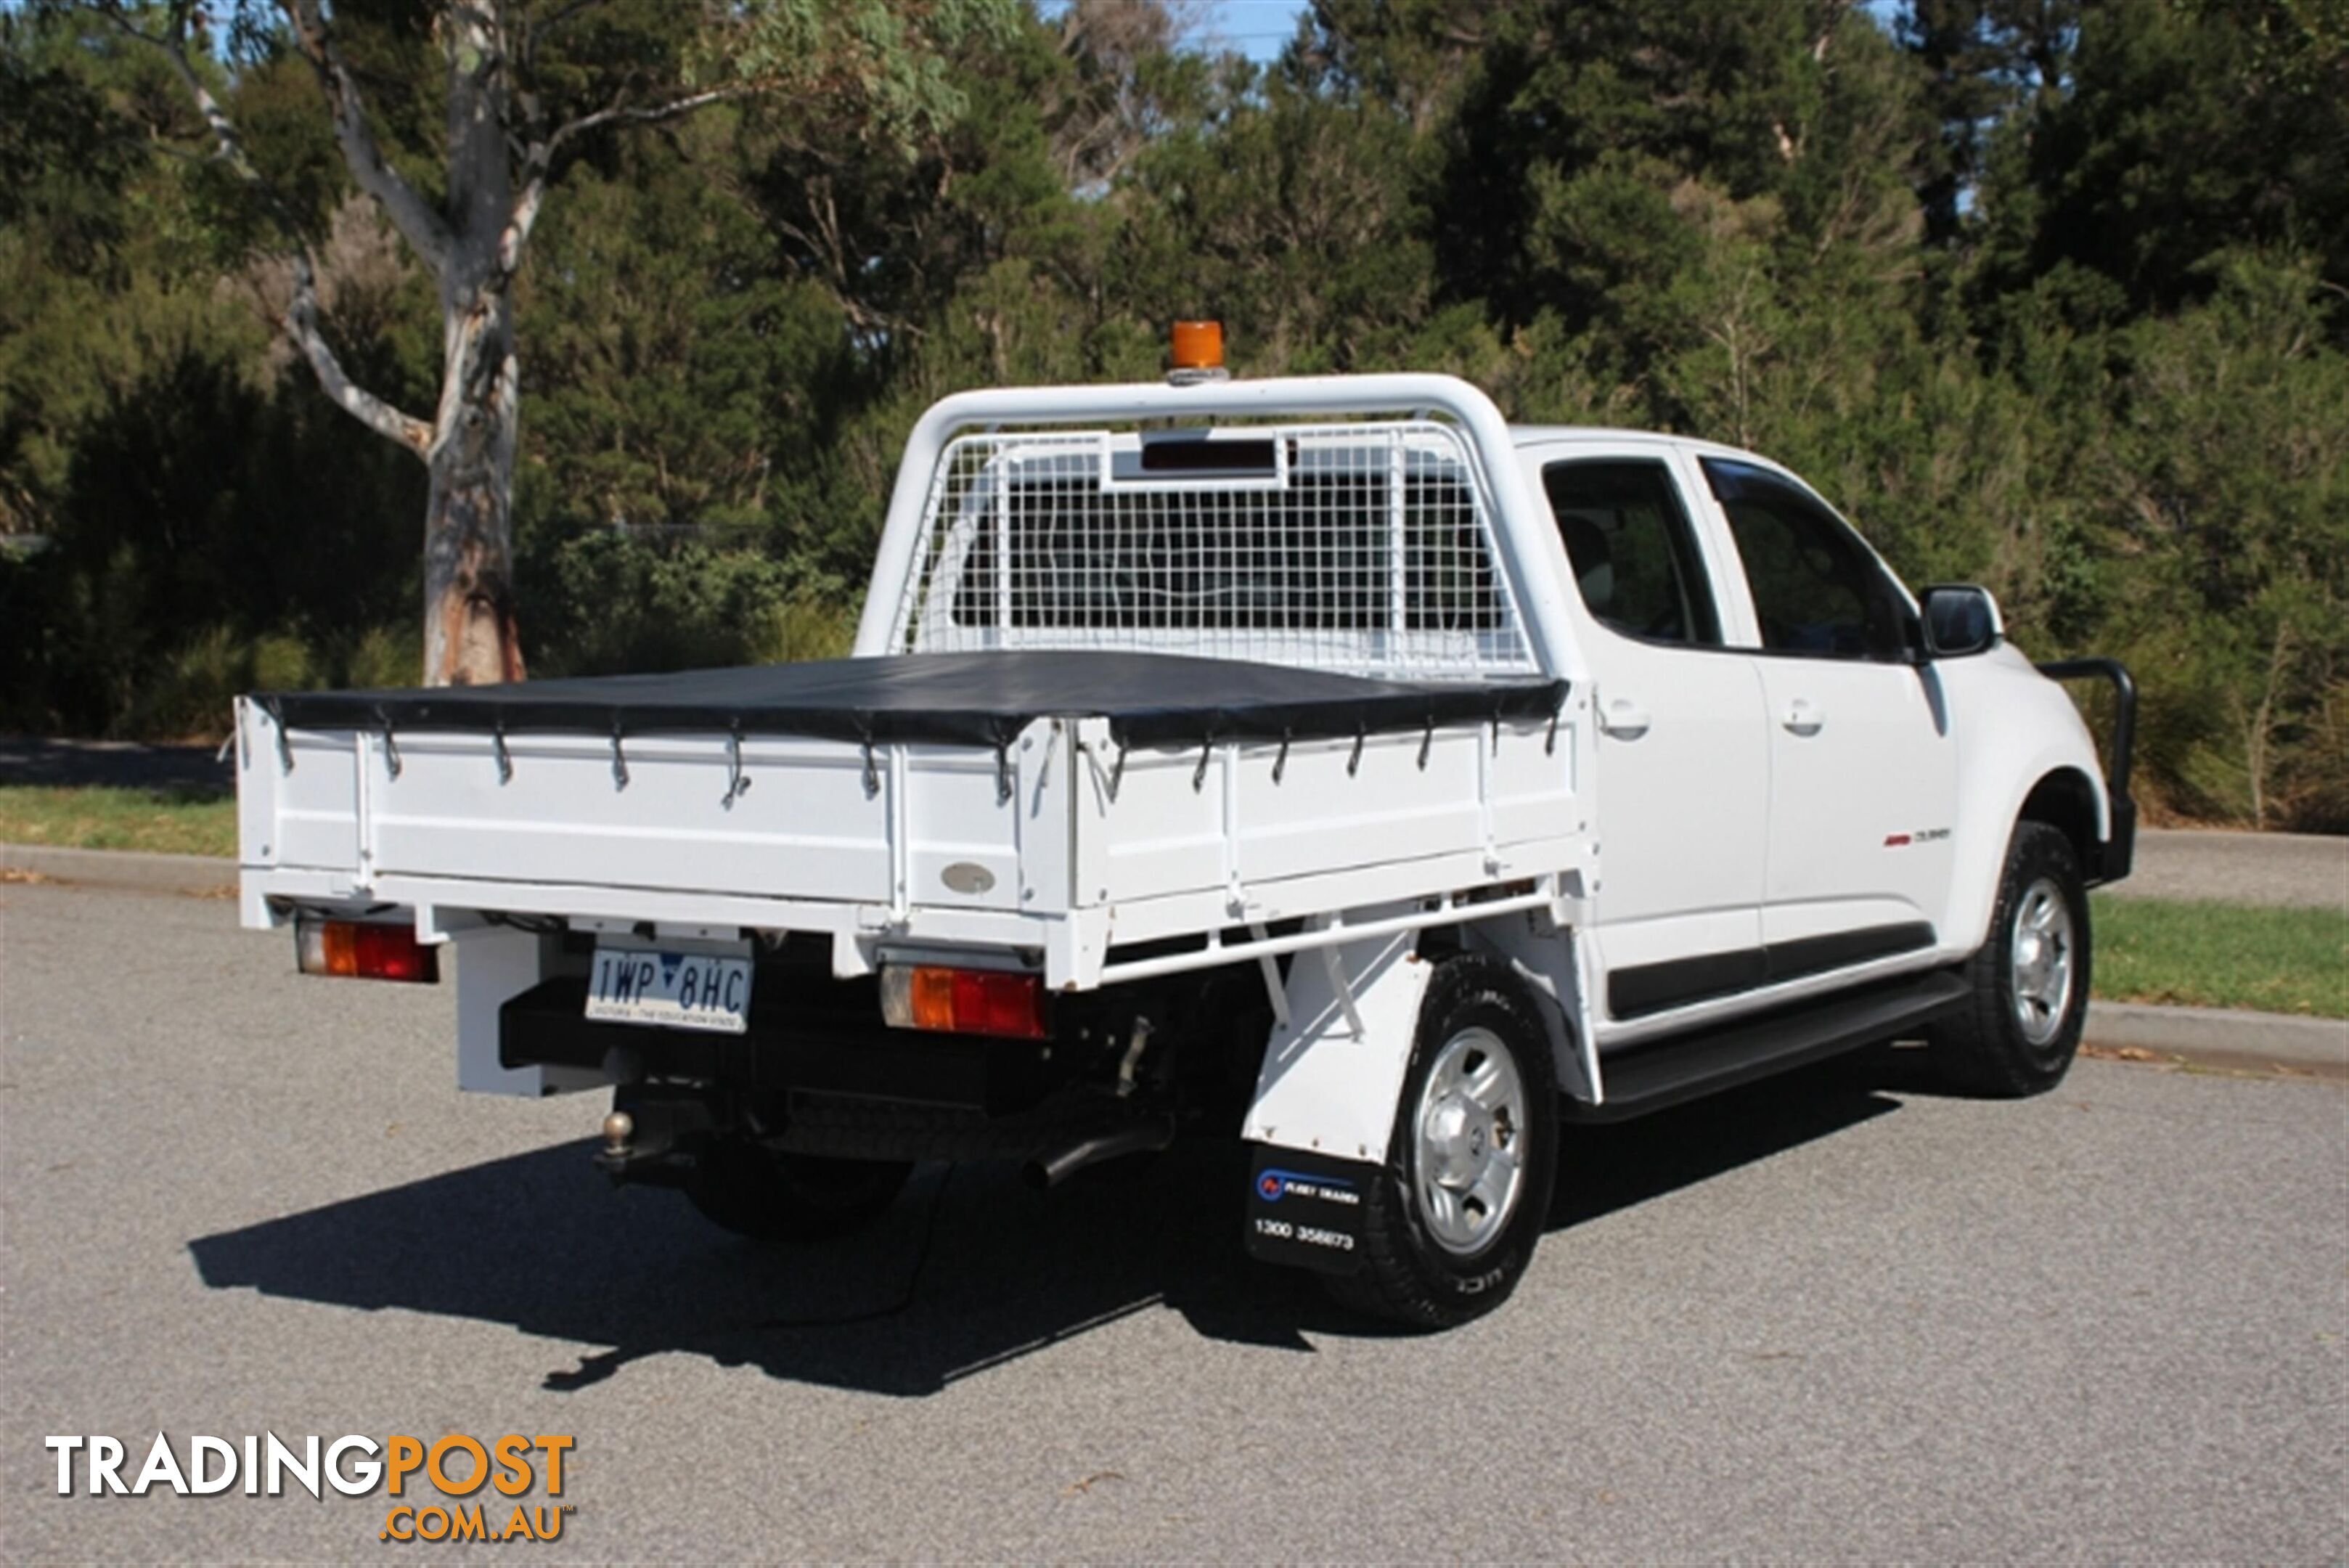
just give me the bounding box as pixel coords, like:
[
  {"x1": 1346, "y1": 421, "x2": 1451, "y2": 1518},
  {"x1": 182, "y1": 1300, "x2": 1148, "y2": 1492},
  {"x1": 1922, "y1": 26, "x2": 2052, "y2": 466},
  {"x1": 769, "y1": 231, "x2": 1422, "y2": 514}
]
[
  {"x1": 295, "y1": 917, "x2": 438, "y2": 984},
  {"x1": 879, "y1": 965, "x2": 1046, "y2": 1039},
  {"x1": 955, "y1": 968, "x2": 1047, "y2": 1037}
]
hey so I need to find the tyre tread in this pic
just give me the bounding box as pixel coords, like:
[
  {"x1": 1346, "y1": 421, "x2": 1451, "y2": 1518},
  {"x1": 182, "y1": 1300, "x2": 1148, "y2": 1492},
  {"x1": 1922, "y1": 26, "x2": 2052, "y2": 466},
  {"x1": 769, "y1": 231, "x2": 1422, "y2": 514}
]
[
  {"x1": 1930, "y1": 820, "x2": 2090, "y2": 1098},
  {"x1": 1323, "y1": 955, "x2": 1558, "y2": 1330}
]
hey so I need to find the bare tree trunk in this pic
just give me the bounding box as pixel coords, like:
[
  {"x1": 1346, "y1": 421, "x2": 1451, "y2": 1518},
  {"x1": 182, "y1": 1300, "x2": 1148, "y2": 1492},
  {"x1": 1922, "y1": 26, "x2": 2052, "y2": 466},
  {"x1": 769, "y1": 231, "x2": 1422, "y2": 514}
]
[
  {"x1": 2243, "y1": 622, "x2": 2296, "y2": 830},
  {"x1": 423, "y1": 5, "x2": 527, "y2": 686},
  {"x1": 422, "y1": 282, "x2": 525, "y2": 685}
]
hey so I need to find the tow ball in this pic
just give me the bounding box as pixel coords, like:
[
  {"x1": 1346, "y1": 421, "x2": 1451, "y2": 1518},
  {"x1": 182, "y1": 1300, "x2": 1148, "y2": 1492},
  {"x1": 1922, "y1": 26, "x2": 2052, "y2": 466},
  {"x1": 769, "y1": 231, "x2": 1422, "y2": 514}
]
[
  {"x1": 601, "y1": 1111, "x2": 635, "y2": 1161},
  {"x1": 589, "y1": 1090, "x2": 714, "y2": 1186}
]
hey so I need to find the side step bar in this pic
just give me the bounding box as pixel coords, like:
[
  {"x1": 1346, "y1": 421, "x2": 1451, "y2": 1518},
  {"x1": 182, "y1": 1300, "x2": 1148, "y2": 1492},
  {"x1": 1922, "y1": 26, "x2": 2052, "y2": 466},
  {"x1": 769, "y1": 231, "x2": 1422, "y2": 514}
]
[{"x1": 1572, "y1": 970, "x2": 1972, "y2": 1123}]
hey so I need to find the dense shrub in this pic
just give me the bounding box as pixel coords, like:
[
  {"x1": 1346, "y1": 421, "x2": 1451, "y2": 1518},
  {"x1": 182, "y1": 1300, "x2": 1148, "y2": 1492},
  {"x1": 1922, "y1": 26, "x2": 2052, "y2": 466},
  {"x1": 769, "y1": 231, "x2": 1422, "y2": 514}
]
[{"x1": 3, "y1": 2, "x2": 2341, "y2": 825}]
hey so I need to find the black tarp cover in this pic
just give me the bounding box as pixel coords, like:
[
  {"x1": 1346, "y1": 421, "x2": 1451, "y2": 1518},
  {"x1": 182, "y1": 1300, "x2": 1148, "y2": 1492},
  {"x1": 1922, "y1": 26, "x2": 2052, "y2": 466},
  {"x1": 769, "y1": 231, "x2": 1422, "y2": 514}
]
[{"x1": 256, "y1": 650, "x2": 1567, "y2": 752}]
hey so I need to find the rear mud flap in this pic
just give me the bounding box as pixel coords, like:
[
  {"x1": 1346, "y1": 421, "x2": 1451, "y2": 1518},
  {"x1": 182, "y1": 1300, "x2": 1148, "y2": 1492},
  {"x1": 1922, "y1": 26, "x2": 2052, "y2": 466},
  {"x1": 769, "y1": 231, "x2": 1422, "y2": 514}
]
[{"x1": 1245, "y1": 1145, "x2": 1376, "y2": 1275}]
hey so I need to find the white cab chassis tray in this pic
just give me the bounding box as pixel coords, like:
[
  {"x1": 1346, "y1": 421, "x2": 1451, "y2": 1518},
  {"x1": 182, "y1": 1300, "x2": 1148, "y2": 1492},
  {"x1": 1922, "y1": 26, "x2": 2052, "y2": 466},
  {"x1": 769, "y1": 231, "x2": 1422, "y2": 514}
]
[{"x1": 234, "y1": 696, "x2": 1590, "y2": 992}]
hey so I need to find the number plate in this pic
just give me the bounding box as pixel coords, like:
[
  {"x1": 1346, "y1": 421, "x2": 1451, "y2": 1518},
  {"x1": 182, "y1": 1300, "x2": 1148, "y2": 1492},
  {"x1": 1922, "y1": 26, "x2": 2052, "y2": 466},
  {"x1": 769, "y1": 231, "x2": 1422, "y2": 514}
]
[{"x1": 584, "y1": 942, "x2": 753, "y2": 1034}]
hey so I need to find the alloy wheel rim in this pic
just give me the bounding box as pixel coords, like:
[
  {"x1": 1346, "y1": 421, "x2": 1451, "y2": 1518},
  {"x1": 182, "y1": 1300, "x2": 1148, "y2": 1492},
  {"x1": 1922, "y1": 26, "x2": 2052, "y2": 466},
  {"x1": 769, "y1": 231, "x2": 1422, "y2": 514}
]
[
  {"x1": 1413, "y1": 1026, "x2": 1528, "y2": 1258},
  {"x1": 2009, "y1": 876, "x2": 2076, "y2": 1047}
]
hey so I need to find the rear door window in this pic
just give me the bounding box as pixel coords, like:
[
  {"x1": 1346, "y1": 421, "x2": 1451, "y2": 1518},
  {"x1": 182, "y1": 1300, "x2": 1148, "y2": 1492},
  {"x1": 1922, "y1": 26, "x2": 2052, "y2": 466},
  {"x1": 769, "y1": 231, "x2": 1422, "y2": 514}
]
[{"x1": 1540, "y1": 460, "x2": 1722, "y2": 647}]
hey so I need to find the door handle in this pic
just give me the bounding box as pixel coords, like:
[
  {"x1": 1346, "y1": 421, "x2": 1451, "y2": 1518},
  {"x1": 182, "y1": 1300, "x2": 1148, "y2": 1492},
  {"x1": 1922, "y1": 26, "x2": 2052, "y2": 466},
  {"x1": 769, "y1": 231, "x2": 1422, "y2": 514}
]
[
  {"x1": 1782, "y1": 699, "x2": 1826, "y2": 736},
  {"x1": 1600, "y1": 697, "x2": 1652, "y2": 739}
]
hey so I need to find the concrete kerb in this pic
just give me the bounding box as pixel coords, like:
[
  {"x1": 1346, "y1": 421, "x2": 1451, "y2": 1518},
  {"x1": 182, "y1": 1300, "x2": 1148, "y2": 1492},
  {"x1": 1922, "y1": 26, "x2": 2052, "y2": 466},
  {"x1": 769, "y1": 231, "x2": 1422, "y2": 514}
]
[
  {"x1": 2, "y1": 843, "x2": 238, "y2": 895},
  {"x1": 2084, "y1": 1001, "x2": 2346, "y2": 1080},
  {"x1": 5, "y1": 843, "x2": 2343, "y2": 1080}
]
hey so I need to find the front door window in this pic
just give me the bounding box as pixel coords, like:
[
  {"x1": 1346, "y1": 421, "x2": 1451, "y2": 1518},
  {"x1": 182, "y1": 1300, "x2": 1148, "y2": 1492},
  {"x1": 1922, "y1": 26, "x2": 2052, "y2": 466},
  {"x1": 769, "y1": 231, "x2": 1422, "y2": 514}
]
[{"x1": 1702, "y1": 458, "x2": 1907, "y2": 661}]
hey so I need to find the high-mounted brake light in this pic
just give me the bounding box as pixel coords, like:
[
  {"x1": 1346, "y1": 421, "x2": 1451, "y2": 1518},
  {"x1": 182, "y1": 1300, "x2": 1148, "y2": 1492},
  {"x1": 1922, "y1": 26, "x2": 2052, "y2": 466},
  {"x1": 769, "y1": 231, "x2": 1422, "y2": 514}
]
[
  {"x1": 879, "y1": 964, "x2": 1047, "y2": 1039},
  {"x1": 295, "y1": 916, "x2": 438, "y2": 984},
  {"x1": 1168, "y1": 319, "x2": 1230, "y2": 385}
]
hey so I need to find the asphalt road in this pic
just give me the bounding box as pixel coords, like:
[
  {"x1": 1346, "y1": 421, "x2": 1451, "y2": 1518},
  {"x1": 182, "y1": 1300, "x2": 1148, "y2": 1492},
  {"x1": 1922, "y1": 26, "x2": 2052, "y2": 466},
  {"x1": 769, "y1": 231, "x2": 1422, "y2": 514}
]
[
  {"x1": 3, "y1": 881, "x2": 2344, "y2": 1562},
  {"x1": 2104, "y1": 827, "x2": 2348, "y2": 911},
  {"x1": 0, "y1": 736, "x2": 232, "y2": 795}
]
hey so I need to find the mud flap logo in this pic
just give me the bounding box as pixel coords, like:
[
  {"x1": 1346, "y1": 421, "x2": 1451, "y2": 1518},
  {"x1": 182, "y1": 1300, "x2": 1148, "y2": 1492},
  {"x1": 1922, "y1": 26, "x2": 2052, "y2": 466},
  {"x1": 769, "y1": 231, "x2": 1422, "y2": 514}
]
[{"x1": 1246, "y1": 1149, "x2": 1370, "y2": 1275}]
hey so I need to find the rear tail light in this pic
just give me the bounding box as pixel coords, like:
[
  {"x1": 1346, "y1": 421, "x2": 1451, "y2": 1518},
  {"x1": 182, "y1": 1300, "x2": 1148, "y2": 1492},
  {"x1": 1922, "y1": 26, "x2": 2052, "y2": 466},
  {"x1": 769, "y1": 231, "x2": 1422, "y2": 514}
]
[
  {"x1": 879, "y1": 964, "x2": 1046, "y2": 1039},
  {"x1": 295, "y1": 917, "x2": 438, "y2": 984}
]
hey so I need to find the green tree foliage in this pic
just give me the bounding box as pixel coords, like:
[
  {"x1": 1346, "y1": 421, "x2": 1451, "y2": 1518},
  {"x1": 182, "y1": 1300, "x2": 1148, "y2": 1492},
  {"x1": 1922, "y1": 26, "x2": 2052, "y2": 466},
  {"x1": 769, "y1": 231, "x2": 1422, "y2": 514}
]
[
  {"x1": 1973, "y1": 0, "x2": 2349, "y2": 323},
  {"x1": 2, "y1": 0, "x2": 2342, "y2": 826}
]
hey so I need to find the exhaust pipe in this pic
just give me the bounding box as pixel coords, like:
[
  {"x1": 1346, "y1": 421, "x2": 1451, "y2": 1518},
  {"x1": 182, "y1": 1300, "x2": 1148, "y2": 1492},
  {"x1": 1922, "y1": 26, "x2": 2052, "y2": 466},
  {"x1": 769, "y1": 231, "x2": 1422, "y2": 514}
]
[{"x1": 1024, "y1": 1116, "x2": 1176, "y2": 1190}]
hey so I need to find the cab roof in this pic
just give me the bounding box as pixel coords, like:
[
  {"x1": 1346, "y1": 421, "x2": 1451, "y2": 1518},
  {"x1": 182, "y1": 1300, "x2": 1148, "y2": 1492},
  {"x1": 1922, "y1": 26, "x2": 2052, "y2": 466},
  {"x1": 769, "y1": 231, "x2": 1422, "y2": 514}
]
[{"x1": 1507, "y1": 424, "x2": 1768, "y2": 466}]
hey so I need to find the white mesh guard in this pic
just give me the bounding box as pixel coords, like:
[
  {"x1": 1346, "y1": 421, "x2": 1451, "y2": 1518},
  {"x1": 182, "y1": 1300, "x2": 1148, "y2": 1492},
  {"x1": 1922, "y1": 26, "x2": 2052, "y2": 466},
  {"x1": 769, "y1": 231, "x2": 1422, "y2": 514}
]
[{"x1": 884, "y1": 421, "x2": 1537, "y2": 679}]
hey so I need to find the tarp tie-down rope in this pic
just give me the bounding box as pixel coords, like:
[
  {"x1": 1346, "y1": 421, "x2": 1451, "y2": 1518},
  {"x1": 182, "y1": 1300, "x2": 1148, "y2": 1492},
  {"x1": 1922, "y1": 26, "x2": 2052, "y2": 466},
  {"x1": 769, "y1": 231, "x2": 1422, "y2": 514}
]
[
  {"x1": 375, "y1": 705, "x2": 401, "y2": 780},
  {"x1": 722, "y1": 724, "x2": 749, "y2": 808}
]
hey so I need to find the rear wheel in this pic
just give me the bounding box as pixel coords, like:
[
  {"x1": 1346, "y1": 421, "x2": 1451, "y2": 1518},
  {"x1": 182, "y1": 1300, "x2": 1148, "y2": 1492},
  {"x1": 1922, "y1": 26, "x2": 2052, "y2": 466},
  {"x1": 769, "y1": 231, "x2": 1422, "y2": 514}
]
[
  {"x1": 1325, "y1": 955, "x2": 1558, "y2": 1329},
  {"x1": 1929, "y1": 820, "x2": 2091, "y2": 1097},
  {"x1": 685, "y1": 1138, "x2": 913, "y2": 1242}
]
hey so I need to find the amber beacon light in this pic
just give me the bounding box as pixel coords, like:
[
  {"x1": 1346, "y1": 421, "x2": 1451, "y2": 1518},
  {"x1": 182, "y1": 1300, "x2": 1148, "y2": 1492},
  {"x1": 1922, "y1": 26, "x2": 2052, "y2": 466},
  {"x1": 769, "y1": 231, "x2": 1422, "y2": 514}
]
[{"x1": 1168, "y1": 319, "x2": 1230, "y2": 384}]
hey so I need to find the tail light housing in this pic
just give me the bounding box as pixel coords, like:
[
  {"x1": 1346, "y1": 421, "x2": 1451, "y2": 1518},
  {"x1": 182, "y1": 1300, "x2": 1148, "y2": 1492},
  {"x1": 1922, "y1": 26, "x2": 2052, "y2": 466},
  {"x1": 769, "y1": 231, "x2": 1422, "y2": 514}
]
[
  {"x1": 879, "y1": 964, "x2": 1047, "y2": 1039},
  {"x1": 295, "y1": 916, "x2": 438, "y2": 984}
]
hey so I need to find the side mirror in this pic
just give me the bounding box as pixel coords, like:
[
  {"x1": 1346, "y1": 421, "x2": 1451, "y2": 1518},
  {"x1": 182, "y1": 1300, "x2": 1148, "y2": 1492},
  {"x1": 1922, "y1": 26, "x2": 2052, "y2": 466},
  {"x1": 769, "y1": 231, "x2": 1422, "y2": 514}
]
[{"x1": 1919, "y1": 584, "x2": 2003, "y2": 658}]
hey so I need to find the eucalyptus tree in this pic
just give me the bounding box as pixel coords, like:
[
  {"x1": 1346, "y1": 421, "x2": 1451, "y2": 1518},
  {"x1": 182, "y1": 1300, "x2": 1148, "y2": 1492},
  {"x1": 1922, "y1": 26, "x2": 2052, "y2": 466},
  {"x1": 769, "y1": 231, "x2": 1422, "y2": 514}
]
[{"x1": 75, "y1": 0, "x2": 1010, "y2": 685}]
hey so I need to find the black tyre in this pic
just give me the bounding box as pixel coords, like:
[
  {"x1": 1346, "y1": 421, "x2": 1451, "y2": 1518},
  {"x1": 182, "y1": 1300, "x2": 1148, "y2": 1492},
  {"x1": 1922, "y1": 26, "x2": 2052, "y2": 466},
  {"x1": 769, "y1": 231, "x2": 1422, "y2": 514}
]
[
  {"x1": 1929, "y1": 820, "x2": 2091, "y2": 1098},
  {"x1": 685, "y1": 1139, "x2": 913, "y2": 1242},
  {"x1": 1324, "y1": 955, "x2": 1558, "y2": 1329}
]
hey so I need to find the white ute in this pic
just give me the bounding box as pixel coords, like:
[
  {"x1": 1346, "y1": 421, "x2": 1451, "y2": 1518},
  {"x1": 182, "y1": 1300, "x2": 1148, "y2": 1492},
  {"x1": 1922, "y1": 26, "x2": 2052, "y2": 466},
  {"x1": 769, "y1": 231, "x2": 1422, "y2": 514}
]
[{"x1": 234, "y1": 346, "x2": 2136, "y2": 1327}]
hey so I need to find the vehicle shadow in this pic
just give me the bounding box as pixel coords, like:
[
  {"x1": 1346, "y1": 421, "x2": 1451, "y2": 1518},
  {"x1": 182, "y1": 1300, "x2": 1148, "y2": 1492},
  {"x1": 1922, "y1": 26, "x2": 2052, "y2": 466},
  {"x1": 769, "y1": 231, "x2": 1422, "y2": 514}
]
[
  {"x1": 1554, "y1": 1049, "x2": 1912, "y2": 1228},
  {"x1": 188, "y1": 1060, "x2": 1907, "y2": 1398}
]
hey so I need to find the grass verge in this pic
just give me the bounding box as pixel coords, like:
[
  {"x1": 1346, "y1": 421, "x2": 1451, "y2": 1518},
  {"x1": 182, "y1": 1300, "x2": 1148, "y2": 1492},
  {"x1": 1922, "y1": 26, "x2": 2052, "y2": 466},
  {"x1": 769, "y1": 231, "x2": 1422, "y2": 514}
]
[
  {"x1": 0, "y1": 785, "x2": 237, "y2": 858},
  {"x1": 2091, "y1": 894, "x2": 2347, "y2": 1018}
]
